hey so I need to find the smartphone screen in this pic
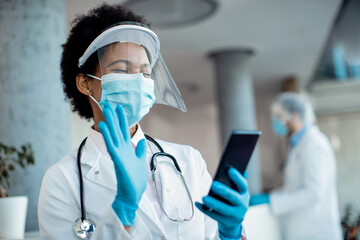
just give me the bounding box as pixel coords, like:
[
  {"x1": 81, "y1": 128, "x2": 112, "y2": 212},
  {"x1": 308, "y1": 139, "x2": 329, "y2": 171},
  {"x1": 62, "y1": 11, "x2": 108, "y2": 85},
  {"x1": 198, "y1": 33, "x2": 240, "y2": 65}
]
[{"x1": 208, "y1": 130, "x2": 261, "y2": 205}]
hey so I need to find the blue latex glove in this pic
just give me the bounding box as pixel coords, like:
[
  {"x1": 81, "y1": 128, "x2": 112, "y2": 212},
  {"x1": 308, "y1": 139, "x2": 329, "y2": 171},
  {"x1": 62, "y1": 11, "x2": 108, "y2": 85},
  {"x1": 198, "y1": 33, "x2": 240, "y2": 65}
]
[
  {"x1": 196, "y1": 168, "x2": 250, "y2": 240},
  {"x1": 249, "y1": 194, "x2": 270, "y2": 206},
  {"x1": 98, "y1": 103, "x2": 147, "y2": 226}
]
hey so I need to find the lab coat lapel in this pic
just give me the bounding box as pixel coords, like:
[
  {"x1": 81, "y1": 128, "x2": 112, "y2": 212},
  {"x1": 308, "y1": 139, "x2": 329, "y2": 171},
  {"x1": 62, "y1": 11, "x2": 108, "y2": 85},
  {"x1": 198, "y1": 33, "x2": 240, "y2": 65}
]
[
  {"x1": 287, "y1": 127, "x2": 314, "y2": 167},
  {"x1": 284, "y1": 127, "x2": 315, "y2": 190},
  {"x1": 146, "y1": 138, "x2": 189, "y2": 222},
  {"x1": 132, "y1": 143, "x2": 168, "y2": 236},
  {"x1": 137, "y1": 192, "x2": 167, "y2": 235},
  {"x1": 157, "y1": 148, "x2": 188, "y2": 221},
  {"x1": 159, "y1": 161, "x2": 187, "y2": 208},
  {"x1": 82, "y1": 138, "x2": 117, "y2": 192},
  {"x1": 82, "y1": 125, "x2": 148, "y2": 192}
]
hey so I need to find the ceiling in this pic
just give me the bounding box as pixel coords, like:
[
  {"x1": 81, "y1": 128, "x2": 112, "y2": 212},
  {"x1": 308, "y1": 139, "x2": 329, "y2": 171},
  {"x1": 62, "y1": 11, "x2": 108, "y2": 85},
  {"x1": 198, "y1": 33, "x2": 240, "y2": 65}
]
[{"x1": 66, "y1": 0, "x2": 341, "y2": 105}]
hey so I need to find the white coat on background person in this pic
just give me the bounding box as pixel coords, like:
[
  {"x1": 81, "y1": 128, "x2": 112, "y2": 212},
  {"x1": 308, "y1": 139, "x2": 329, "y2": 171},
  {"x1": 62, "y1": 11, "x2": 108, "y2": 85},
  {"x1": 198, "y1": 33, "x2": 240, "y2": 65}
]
[
  {"x1": 38, "y1": 125, "x2": 221, "y2": 240},
  {"x1": 250, "y1": 92, "x2": 342, "y2": 240},
  {"x1": 270, "y1": 125, "x2": 342, "y2": 239}
]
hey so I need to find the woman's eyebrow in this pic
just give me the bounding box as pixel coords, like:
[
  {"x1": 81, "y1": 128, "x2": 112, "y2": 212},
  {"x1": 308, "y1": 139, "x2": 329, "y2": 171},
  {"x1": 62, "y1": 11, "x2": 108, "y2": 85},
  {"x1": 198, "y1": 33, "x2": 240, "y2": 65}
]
[
  {"x1": 141, "y1": 63, "x2": 151, "y2": 68},
  {"x1": 107, "y1": 59, "x2": 131, "y2": 68}
]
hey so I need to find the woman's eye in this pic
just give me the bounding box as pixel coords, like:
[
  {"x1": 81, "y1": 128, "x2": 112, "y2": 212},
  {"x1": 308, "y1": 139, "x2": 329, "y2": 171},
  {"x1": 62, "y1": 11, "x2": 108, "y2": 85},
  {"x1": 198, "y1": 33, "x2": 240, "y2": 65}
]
[
  {"x1": 143, "y1": 73, "x2": 151, "y2": 78},
  {"x1": 112, "y1": 69, "x2": 128, "y2": 73}
]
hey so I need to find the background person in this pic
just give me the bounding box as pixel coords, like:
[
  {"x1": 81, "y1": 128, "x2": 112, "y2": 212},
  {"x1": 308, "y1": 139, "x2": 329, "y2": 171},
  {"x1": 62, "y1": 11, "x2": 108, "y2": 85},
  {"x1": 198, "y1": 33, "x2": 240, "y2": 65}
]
[{"x1": 250, "y1": 92, "x2": 342, "y2": 240}]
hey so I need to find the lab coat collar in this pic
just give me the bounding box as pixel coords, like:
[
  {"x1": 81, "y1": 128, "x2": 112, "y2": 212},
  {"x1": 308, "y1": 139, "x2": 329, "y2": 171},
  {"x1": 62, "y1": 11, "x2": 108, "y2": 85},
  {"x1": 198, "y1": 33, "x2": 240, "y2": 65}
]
[
  {"x1": 292, "y1": 125, "x2": 317, "y2": 149},
  {"x1": 80, "y1": 124, "x2": 146, "y2": 193},
  {"x1": 132, "y1": 124, "x2": 146, "y2": 148},
  {"x1": 289, "y1": 125, "x2": 311, "y2": 148},
  {"x1": 287, "y1": 125, "x2": 319, "y2": 162},
  {"x1": 81, "y1": 124, "x2": 146, "y2": 167}
]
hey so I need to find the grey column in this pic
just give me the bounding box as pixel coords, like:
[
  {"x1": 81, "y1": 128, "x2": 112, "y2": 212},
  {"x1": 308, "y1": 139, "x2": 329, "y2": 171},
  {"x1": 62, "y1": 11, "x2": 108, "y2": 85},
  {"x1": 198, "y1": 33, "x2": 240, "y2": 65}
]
[
  {"x1": 209, "y1": 49, "x2": 262, "y2": 194},
  {"x1": 0, "y1": 0, "x2": 69, "y2": 231}
]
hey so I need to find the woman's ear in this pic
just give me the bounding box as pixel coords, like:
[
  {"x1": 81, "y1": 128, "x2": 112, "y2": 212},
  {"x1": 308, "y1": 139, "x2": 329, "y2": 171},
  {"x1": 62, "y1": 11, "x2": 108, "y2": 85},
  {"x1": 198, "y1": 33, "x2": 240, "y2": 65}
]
[{"x1": 76, "y1": 73, "x2": 92, "y2": 96}]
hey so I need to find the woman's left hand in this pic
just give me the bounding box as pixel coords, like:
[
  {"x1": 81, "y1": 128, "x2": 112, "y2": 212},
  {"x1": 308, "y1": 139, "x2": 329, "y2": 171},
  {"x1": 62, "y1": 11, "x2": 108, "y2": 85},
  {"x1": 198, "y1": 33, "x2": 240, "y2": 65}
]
[
  {"x1": 98, "y1": 103, "x2": 147, "y2": 226},
  {"x1": 196, "y1": 168, "x2": 250, "y2": 240}
]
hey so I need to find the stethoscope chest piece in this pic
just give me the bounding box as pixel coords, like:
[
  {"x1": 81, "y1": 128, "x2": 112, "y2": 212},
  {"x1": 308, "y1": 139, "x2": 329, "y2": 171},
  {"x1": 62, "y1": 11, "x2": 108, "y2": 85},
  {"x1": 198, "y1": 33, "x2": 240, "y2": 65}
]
[{"x1": 73, "y1": 218, "x2": 95, "y2": 239}]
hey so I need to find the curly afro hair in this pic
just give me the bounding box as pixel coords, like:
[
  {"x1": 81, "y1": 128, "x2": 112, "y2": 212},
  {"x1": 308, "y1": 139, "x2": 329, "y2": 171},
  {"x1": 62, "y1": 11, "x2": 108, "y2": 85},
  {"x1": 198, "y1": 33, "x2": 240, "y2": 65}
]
[{"x1": 61, "y1": 3, "x2": 149, "y2": 120}]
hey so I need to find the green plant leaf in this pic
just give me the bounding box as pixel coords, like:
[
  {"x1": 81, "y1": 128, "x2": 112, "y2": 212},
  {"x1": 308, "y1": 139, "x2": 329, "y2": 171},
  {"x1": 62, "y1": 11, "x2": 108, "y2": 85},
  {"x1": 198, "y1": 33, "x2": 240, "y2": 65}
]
[
  {"x1": 5, "y1": 177, "x2": 10, "y2": 188},
  {"x1": 8, "y1": 164, "x2": 15, "y2": 171},
  {"x1": 0, "y1": 142, "x2": 35, "y2": 192},
  {"x1": 18, "y1": 160, "x2": 25, "y2": 168},
  {"x1": 6, "y1": 147, "x2": 16, "y2": 155},
  {"x1": 3, "y1": 170, "x2": 9, "y2": 178}
]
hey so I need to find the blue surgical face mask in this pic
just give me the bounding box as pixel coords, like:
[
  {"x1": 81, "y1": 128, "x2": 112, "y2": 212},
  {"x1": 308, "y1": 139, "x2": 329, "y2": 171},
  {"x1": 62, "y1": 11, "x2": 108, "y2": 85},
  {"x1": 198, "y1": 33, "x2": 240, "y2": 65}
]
[
  {"x1": 272, "y1": 118, "x2": 289, "y2": 137},
  {"x1": 87, "y1": 73, "x2": 156, "y2": 127}
]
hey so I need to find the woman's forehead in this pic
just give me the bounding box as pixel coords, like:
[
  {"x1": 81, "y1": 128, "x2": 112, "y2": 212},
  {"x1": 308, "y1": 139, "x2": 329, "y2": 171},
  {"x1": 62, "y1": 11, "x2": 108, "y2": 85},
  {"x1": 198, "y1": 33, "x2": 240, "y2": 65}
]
[{"x1": 100, "y1": 42, "x2": 150, "y2": 65}]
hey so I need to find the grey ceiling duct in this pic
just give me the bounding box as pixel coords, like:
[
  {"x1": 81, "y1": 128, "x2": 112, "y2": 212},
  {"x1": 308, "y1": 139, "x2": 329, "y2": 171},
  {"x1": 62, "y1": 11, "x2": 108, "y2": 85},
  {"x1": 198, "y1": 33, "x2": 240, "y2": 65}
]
[{"x1": 124, "y1": 0, "x2": 218, "y2": 28}]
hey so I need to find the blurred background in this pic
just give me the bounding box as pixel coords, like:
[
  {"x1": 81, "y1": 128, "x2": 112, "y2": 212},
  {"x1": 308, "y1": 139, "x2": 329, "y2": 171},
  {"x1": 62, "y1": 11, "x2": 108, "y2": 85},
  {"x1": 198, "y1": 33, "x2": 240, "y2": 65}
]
[{"x1": 1, "y1": 0, "x2": 360, "y2": 238}]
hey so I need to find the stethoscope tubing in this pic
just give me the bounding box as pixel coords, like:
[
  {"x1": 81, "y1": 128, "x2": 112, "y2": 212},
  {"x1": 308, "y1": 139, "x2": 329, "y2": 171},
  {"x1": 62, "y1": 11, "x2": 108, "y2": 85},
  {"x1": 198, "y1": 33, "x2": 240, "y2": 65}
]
[{"x1": 77, "y1": 137, "x2": 88, "y2": 222}]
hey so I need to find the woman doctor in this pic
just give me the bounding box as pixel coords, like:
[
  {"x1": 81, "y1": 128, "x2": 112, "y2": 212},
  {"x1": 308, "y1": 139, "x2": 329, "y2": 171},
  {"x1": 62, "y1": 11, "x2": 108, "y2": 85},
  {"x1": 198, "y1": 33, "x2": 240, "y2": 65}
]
[{"x1": 38, "y1": 3, "x2": 250, "y2": 240}]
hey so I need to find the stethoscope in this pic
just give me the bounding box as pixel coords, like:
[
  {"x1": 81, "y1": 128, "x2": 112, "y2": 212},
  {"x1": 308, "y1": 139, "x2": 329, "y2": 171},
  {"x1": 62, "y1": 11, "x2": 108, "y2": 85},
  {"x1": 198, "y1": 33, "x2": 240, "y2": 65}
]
[{"x1": 73, "y1": 134, "x2": 194, "y2": 239}]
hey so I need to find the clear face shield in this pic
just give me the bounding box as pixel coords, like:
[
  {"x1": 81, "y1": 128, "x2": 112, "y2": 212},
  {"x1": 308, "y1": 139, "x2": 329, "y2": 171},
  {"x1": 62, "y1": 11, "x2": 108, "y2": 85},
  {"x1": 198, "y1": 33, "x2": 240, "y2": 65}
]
[{"x1": 78, "y1": 23, "x2": 187, "y2": 113}]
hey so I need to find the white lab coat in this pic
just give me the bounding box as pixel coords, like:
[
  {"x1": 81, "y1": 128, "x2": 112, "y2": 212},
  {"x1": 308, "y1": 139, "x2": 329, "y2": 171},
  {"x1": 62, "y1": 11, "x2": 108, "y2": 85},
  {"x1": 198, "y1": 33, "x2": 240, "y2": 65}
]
[
  {"x1": 269, "y1": 126, "x2": 342, "y2": 240},
  {"x1": 38, "y1": 126, "x2": 226, "y2": 240}
]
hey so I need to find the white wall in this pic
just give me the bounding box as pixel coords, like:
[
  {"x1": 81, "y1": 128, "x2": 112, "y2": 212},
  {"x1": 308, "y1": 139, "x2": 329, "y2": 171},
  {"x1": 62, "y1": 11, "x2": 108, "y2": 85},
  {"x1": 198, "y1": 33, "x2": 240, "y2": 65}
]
[{"x1": 317, "y1": 112, "x2": 360, "y2": 219}]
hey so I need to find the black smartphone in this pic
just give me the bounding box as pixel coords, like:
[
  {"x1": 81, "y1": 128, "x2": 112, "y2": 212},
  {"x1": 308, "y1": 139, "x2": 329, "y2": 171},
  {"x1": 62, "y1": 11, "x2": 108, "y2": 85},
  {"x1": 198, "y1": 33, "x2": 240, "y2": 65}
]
[{"x1": 207, "y1": 130, "x2": 261, "y2": 207}]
